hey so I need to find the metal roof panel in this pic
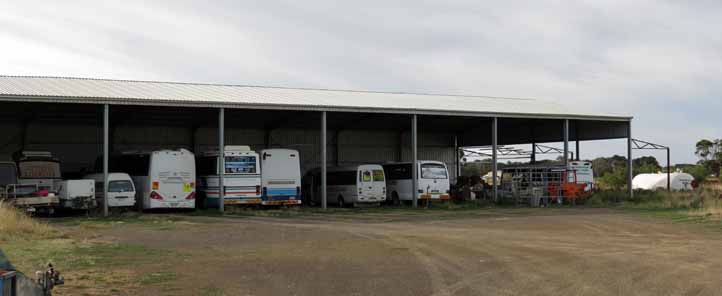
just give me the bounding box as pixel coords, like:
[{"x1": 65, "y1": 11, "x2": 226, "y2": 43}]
[{"x1": 0, "y1": 76, "x2": 631, "y2": 121}]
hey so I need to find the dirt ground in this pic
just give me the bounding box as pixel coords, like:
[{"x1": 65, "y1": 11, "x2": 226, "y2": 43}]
[{"x1": 51, "y1": 208, "x2": 722, "y2": 295}]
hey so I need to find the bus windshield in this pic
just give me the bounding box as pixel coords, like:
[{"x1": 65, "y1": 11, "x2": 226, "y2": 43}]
[
  {"x1": 225, "y1": 156, "x2": 257, "y2": 174},
  {"x1": 421, "y1": 163, "x2": 447, "y2": 179}
]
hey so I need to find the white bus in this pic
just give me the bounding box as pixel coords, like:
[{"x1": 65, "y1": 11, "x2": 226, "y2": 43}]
[
  {"x1": 383, "y1": 161, "x2": 451, "y2": 205},
  {"x1": 84, "y1": 173, "x2": 136, "y2": 208},
  {"x1": 197, "y1": 146, "x2": 261, "y2": 207},
  {"x1": 260, "y1": 149, "x2": 302, "y2": 206},
  {"x1": 110, "y1": 149, "x2": 196, "y2": 210},
  {"x1": 304, "y1": 164, "x2": 386, "y2": 207}
]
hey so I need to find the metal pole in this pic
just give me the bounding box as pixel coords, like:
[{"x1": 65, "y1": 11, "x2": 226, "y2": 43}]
[
  {"x1": 627, "y1": 121, "x2": 633, "y2": 198},
  {"x1": 563, "y1": 119, "x2": 569, "y2": 168},
  {"x1": 575, "y1": 140, "x2": 580, "y2": 161},
  {"x1": 454, "y1": 135, "x2": 460, "y2": 182},
  {"x1": 492, "y1": 117, "x2": 498, "y2": 202},
  {"x1": 321, "y1": 111, "x2": 327, "y2": 210},
  {"x1": 412, "y1": 114, "x2": 418, "y2": 208},
  {"x1": 103, "y1": 104, "x2": 109, "y2": 217},
  {"x1": 530, "y1": 142, "x2": 536, "y2": 164},
  {"x1": 575, "y1": 122, "x2": 580, "y2": 161},
  {"x1": 667, "y1": 147, "x2": 671, "y2": 192},
  {"x1": 219, "y1": 108, "x2": 225, "y2": 212}
]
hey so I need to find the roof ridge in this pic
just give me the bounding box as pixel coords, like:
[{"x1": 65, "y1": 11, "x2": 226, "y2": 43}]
[{"x1": 0, "y1": 75, "x2": 542, "y2": 102}]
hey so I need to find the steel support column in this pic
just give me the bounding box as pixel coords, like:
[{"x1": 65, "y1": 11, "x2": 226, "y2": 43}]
[
  {"x1": 627, "y1": 122, "x2": 633, "y2": 199},
  {"x1": 667, "y1": 147, "x2": 671, "y2": 192},
  {"x1": 575, "y1": 122, "x2": 580, "y2": 161},
  {"x1": 103, "y1": 104, "x2": 109, "y2": 217},
  {"x1": 575, "y1": 140, "x2": 580, "y2": 161},
  {"x1": 219, "y1": 108, "x2": 225, "y2": 212},
  {"x1": 412, "y1": 114, "x2": 418, "y2": 208},
  {"x1": 492, "y1": 117, "x2": 498, "y2": 202},
  {"x1": 530, "y1": 142, "x2": 536, "y2": 164},
  {"x1": 454, "y1": 135, "x2": 460, "y2": 182},
  {"x1": 563, "y1": 119, "x2": 569, "y2": 168},
  {"x1": 321, "y1": 111, "x2": 327, "y2": 210}
]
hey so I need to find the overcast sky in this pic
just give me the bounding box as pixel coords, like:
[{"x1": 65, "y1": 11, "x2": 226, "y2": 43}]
[{"x1": 1, "y1": 0, "x2": 719, "y2": 164}]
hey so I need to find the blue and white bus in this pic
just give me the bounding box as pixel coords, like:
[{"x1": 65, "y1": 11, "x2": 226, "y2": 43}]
[
  {"x1": 197, "y1": 146, "x2": 261, "y2": 207},
  {"x1": 260, "y1": 149, "x2": 301, "y2": 206}
]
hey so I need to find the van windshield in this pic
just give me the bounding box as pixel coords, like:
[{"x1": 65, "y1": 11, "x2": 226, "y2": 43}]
[
  {"x1": 421, "y1": 164, "x2": 447, "y2": 179},
  {"x1": 108, "y1": 180, "x2": 134, "y2": 193}
]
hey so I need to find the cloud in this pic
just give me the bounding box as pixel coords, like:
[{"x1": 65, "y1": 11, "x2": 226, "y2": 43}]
[{"x1": 0, "y1": 0, "x2": 719, "y2": 164}]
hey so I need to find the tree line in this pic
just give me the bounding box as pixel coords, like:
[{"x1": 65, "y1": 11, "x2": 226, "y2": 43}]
[{"x1": 461, "y1": 139, "x2": 722, "y2": 189}]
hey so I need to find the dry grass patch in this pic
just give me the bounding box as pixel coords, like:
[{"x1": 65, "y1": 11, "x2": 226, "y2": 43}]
[{"x1": 0, "y1": 201, "x2": 58, "y2": 240}]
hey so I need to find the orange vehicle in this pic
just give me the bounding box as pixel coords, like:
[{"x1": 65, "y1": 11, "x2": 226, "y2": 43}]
[{"x1": 548, "y1": 170, "x2": 590, "y2": 205}]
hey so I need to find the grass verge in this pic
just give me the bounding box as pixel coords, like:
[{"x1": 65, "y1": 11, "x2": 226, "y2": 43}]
[
  {"x1": 1, "y1": 202, "x2": 181, "y2": 295},
  {"x1": 584, "y1": 188, "x2": 722, "y2": 226}
]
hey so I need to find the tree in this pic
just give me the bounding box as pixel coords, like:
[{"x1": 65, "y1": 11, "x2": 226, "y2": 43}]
[
  {"x1": 633, "y1": 156, "x2": 662, "y2": 175},
  {"x1": 695, "y1": 139, "x2": 722, "y2": 177},
  {"x1": 597, "y1": 165, "x2": 627, "y2": 190},
  {"x1": 683, "y1": 165, "x2": 711, "y2": 183}
]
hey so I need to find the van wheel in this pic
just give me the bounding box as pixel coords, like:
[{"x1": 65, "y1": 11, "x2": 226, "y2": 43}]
[
  {"x1": 338, "y1": 196, "x2": 346, "y2": 208},
  {"x1": 392, "y1": 192, "x2": 400, "y2": 206}
]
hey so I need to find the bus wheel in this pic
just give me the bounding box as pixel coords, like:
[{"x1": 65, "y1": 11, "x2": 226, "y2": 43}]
[
  {"x1": 392, "y1": 193, "x2": 400, "y2": 206},
  {"x1": 338, "y1": 196, "x2": 346, "y2": 208}
]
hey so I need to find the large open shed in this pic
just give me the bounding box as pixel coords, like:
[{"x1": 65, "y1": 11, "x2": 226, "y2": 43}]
[{"x1": 0, "y1": 76, "x2": 633, "y2": 214}]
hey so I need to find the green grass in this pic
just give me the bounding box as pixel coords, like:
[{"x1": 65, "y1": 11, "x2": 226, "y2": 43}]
[
  {"x1": 50, "y1": 212, "x2": 217, "y2": 231},
  {"x1": 582, "y1": 189, "x2": 722, "y2": 228},
  {"x1": 188, "y1": 200, "x2": 575, "y2": 224},
  {"x1": 139, "y1": 271, "x2": 177, "y2": 285},
  {"x1": 2, "y1": 238, "x2": 167, "y2": 272},
  {"x1": 198, "y1": 287, "x2": 227, "y2": 296}
]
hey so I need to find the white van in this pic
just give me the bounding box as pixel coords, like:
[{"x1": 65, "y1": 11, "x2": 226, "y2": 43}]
[
  {"x1": 305, "y1": 164, "x2": 386, "y2": 207},
  {"x1": 110, "y1": 149, "x2": 196, "y2": 210},
  {"x1": 383, "y1": 161, "x2": 451, "y2": 205},
  {"x1": 197, "y1": 146, "x2": 262, "y2": 207},
  {"x1": 568, "y1": 161, "x2": 593, "y2": 192},
  {"x1": 260, "y1": 149, "x2": 301, "y2": 206},
  {"x1": 84, "y1": 173, "x2": 136, "y2": 208}
]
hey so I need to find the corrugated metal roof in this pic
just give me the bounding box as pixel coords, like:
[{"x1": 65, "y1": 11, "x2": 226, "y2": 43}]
[{"x1": 0, "y1": 76, "x2": 631, "y2": 121}]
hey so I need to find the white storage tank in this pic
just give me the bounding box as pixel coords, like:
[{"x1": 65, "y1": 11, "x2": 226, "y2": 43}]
[{"x1": 632, "y1": 172, "x2": 695, "y2": 191}]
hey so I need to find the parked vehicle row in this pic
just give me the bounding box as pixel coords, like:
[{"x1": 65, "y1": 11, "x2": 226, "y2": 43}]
[
  {"x1": 302, "y1": 161, "x2": 452, "y2": 207},
  {"x1": 1, "y1": 147, "x2": 452, "y2": 212}
]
